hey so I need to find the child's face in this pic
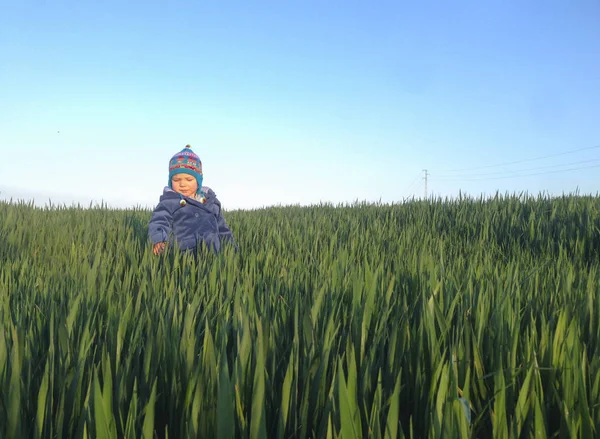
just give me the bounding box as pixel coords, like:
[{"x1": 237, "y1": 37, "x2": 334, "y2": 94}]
[{"x1": 171, "y1": 174, "x2": 198, "y2": 197}]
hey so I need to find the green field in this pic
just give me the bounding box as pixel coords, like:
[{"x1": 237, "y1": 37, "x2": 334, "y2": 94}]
[{"x1": 1, "y1": 194, "x2": 599, "y2": 438}]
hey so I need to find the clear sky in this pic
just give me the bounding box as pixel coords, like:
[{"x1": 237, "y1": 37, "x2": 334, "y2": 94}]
[{"x1": 1, "y1": 0, "x2": 598, "y2": 210}]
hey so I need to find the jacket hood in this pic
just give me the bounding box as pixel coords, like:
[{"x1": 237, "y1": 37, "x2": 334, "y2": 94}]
[{"x1": 159, "y1": 186, "x2": 218, "y2": 206}]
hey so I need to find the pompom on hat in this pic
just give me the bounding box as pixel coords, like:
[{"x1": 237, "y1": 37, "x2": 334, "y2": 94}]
[{"x1": 168, "y1": 145, "x2": 203, "y2": 194}]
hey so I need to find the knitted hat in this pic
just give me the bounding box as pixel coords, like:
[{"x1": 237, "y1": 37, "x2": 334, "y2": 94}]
[{"x1": 168, "y1": 145, "x2": 203, "y2": 193}]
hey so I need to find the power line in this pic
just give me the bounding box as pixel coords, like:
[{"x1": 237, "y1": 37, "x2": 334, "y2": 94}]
[
  {"x1": 429, "y1": 163, "x2": 600, "y2": 182},
  {"x1": 436, "y1": 144, "x2": 600, "y2": 173},
  {"x1": 401, "y1": 174, "x2": 422, "y2": 197},
  {"x1": 433, "y1": 158, "x2": 600, "y2": 180}
]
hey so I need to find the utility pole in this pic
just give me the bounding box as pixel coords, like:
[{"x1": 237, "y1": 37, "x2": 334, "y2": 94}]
[{"x1": 422, "y1": 169, "x2": 429, "y2": 199}]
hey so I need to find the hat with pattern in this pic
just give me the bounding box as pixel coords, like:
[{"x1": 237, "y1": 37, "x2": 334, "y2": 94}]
[{"x1": 168, "y1": 145, "x2": 203, "y2": 193}]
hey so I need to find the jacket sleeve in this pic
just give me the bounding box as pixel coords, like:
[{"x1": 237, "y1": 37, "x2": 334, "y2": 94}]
[
  {"x1": 212, "y1": 195, "x2": 237, "y2": 250},
  {"x1": 148, "y1": 200, "x2": 174, "y2": 244},
  {"x1": 217, "y1": 210, "x2": 237, "y2": 249}
]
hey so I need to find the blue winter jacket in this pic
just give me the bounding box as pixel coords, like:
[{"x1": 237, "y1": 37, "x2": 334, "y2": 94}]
[{"x1": 148, "y1": 186, "x2": 236, "y2": 253}]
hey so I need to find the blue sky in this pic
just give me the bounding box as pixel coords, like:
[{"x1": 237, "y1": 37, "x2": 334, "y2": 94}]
[{"x1": 1, "y1": 0, "x2": 598, "y2": 210}]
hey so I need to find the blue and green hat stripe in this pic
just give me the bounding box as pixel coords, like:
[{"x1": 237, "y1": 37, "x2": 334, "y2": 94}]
[{"x1": 168, "y1": 145, "x2": 203, "y2": 194}]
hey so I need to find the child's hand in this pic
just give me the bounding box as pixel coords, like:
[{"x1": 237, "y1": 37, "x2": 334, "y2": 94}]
[{"x1": 153, "y1": 242, "x2": 166, "y2": 255}]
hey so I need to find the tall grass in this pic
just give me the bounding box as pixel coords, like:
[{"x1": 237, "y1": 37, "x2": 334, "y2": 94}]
[{"x1": 0, "y1": 193, "x2": 599, "y2": 438}]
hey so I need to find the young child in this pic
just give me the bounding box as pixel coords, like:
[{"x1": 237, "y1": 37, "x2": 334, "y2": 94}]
[{"x1": 148, "y1": 145, "x2": 236, "y2": 255}]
